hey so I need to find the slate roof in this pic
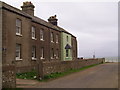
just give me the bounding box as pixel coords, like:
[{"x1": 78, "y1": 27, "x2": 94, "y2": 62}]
[{"x1": 0, "y1": 1, "x2": 76, "y2": 37}]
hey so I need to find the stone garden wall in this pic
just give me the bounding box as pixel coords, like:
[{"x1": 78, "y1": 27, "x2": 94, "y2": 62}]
[
  {"x1": 39, "y1": 58, "x2": 105, "y2": 78},
  {"x1": 2, "y1": 64, "x2": 16, "y2": 88}
]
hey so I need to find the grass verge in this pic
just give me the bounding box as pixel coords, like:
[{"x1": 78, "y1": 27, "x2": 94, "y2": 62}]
[
  {"x1": 16, "y1": 63, "x2": 102, "y2": 81},
  {"x1": 40, "y1": 63, "x2": 101, "y2": 81},
  {"x1": 16, "y1": 70, "x2": 37, "y2": 80}
]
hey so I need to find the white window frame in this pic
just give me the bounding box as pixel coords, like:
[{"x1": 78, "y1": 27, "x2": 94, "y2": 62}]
[
  {"x1": 16, "y1": 44, "x2": 22, "y2": 60},
  {"x1": 51, "y1": 32, "x2": 54, "y2": 43},
  {"x1": 32, "y1": 46, "x2": 37, "y2": 60},
  {"x1": 40, "y1": 30, "x2": 44, "y2": 41},
  {"x1": 16, "y1": 19, "x2": 22, "y2": 36},
  {"x1": 41, "y1": 47, "x2": 45, "y2": 59},
  {"x1": 51, "y1": 48, "x2": 54, "y2": 59},
  {"x1": 32, "y1": 26, "x2": 36, "y2": 40},
  {"x1": 56, "y1": 34, "x2": 58, "y2": 43}
]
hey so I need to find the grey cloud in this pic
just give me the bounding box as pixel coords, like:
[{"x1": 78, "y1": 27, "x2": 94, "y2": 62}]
[{"x1": 2, "y1": 0, "x2": 118, "y2": 58}]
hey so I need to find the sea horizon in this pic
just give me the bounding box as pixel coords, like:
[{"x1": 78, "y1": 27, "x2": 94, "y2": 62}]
[{"x1": 81, "y1": 56, "x2": 118, "y2": 62}]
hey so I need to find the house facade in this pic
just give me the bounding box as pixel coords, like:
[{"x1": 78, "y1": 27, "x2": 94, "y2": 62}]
[
  {"x1": 61, "y1": 32, "x2": 72, "y2": 61},
  {"x1": 1, "y1": 1, "x2": 77, "y2": 73}
]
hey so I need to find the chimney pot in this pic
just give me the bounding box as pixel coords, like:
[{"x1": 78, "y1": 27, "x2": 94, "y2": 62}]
[
  {"x1": 21, "y1": 1, "x2": 35, "y2": 16},
  {"x1": 48, "y1": 15, "x2": 58, "y2": 26}
]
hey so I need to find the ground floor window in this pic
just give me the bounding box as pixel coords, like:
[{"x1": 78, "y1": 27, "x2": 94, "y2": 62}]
[
  {"x1": 51, "y1": 48, "x2": 54, "y2": 59},
  {"x1": 41, "y1": 47, "x2": 44, "y2": 59},
  {"x1": 66, "y1": 49, "x2": 69, "y2": 57},
  {"x1": 16, "y1": 44, "x2": 21, "y2": 60},
  {"x1": 56, "y1": 49, "x2": 59, "y2": 59},
  {"x1": 32, "y1": 46, "x2": 36, "y2": 59}
]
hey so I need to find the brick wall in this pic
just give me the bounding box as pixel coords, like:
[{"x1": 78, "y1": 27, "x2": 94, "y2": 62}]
[
  {"x1": 2, "y1": 64, "x2": 16, "y2": 88},
  {"x1": 39, "y1": 58, "x2": 105, "y2": 78}
]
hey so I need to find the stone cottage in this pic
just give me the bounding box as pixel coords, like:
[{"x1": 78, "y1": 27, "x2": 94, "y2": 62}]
[{"x1": 1, "y1": 1, "x2": 77, "y2": 73}]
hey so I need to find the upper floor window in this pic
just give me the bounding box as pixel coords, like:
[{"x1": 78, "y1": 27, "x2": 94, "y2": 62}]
[
  {"x1": 32, "y1": 26, "x2": 36, "y2": 39},
  {"x1": 16, "y1": 44, "x2": 21, "y2": 60},
  {"x1": 56, "y1": 34, "x2": 59, "y2": 43},
  {"x1": 40, "y1": 30, "x2": 44, "y2": 41},
  {"x1": 16, "y1": 19, "x2": 22, "y2": 35},
  {"x1": 51, "y1": 32, "x2": 54, "y2": 42},
  {"x1": 67, "y1": 36, "x2": 69, "y2": 42},
  {"x1": 41, "y1": 47, "x2": 44, "y2": 59},
  {"x1": 32, "y1": 46, "x2": 36, "y2": 59}
]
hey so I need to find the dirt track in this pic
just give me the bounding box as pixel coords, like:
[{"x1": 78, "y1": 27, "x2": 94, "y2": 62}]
[{"x1": 17, "y1": 63, "x2": 118, "y2": 88}]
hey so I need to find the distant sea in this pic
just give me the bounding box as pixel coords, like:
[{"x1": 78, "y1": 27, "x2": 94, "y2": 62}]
[
  {"x1": 83, "y1": 56, "x2": 118, "y2": 62},
  {"x1": 104, "y1": 56, "x2": 118, "y2": 62}
]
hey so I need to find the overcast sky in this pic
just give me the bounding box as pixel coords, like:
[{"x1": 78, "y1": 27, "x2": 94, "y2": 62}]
[{"x1": 2, "y1": 0, "x2": 118, "y2": 58}]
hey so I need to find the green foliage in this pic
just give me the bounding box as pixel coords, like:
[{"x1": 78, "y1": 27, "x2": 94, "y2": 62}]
[
  {"x1": 16, "y1": 63, "x2": 102, "y2": 82},
  {"x1": 16, "y1": 70, "x2": 37, "y2": 80}
]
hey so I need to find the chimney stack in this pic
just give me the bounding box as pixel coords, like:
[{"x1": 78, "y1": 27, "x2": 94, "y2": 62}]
[
  {"x1": 21, "y1": 1, "x2": 35, "y2": 16},
  {"x1": 48, "y1": 15, "x2": 58, "y2": 26}
]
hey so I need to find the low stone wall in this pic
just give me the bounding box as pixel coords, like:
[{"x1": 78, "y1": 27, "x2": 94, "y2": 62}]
[
  {"x1": 2, "y1": 64, "x2": 16, "y2": 88},
  {"x1": 16, "y1": 65, "x2": 38, "y2": 73},
  {"x1": 39, "y1": 58, "x2": 105, "y2": 77}
]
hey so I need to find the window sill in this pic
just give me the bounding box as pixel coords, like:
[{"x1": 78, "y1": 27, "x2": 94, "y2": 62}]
[
  {"x1": 32, "y1": 58, "x2": 37, "y2": 60},
  {"x1": 16, "y1": 58, "x2": 23, "y2": 61},
  {"x1": 16, "y1": 33, "x2": 22, "y2": 37},
  {"x1": 40, "y1": 39, "x2": 44, "y2": 41},
  {"x1": 32, "y1": 37, "x2": 37, "y2": 40},
  {"x1": 41, "y1": 57, "x2": 45, "y2": 59},
  {"x1": 51, "y1": 41, "x2": 54, "y2": 43},
  {"x1": 51, "y1": 57, "x2": 54, "y2": 59}
]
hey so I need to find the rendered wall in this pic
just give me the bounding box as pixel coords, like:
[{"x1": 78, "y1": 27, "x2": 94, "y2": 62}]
[{"x1": 61, "y1": 32, "x2": 72, "y2": 61}]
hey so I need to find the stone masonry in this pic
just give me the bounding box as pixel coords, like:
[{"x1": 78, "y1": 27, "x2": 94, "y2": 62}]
[
  {"x1": 2, "y1": 64, "x2": 16, "y2": 88},
  {"x1": 39, "y1": 58, "x2": 105, "y2": 78}
]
